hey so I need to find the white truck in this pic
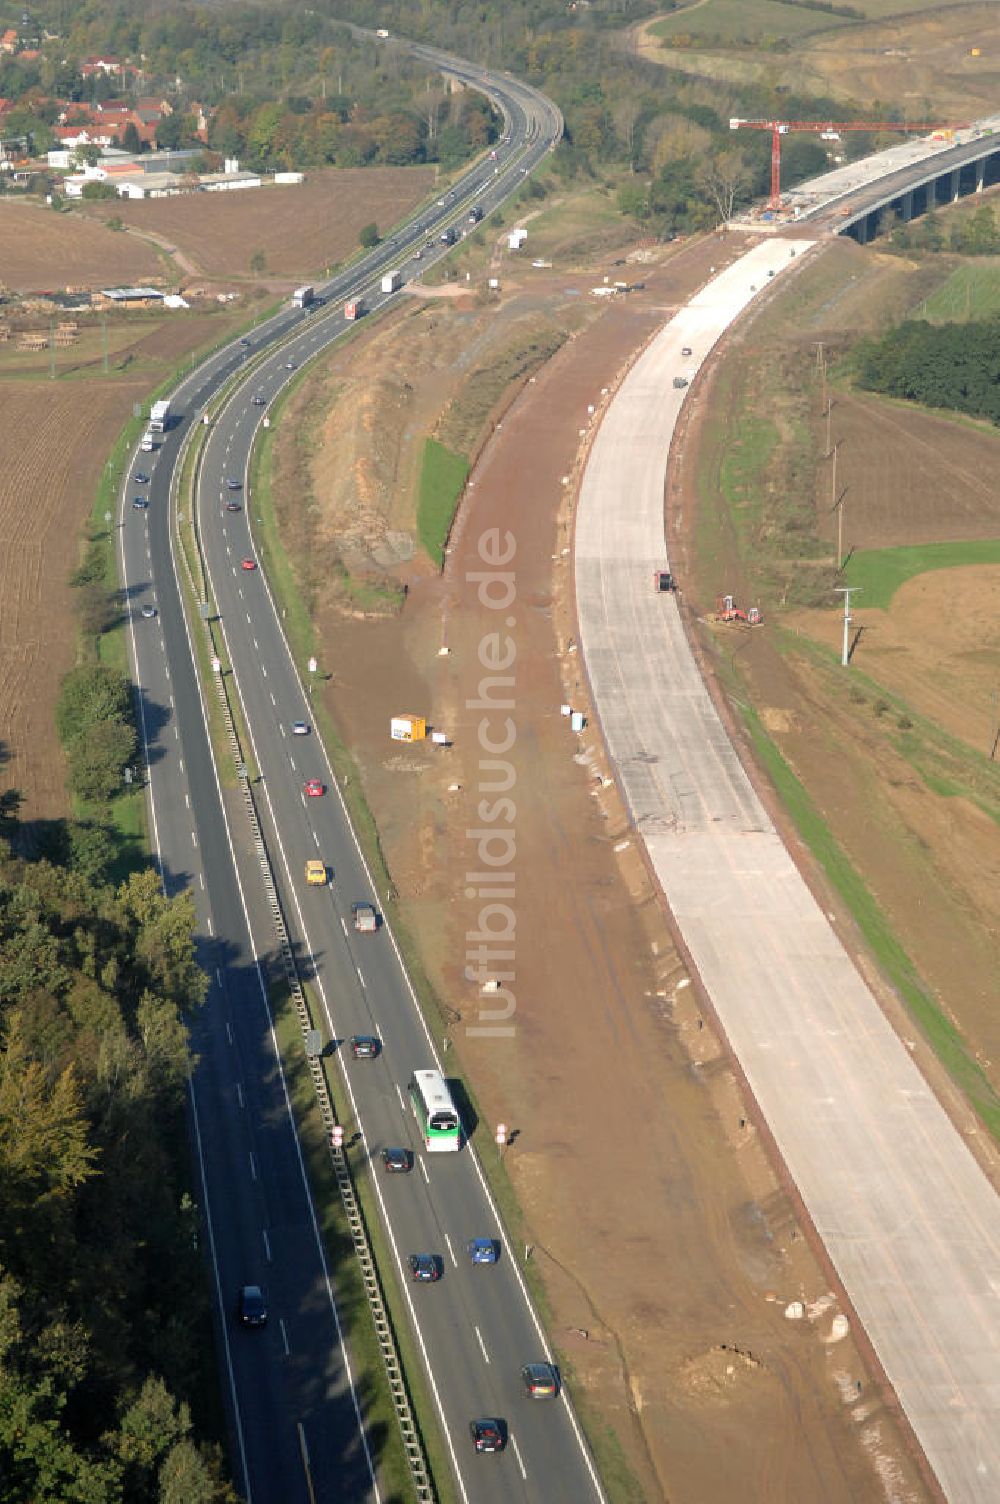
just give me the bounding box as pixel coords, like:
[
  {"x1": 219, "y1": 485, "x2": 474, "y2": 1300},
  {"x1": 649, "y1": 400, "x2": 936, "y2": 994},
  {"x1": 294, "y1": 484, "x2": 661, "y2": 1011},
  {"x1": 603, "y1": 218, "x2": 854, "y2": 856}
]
[
  {"x1": 149, "y1": 399, "x2": 171, "y2": 432},
  {"x1": 380, "y1": 269, "x2": 402, "y2": 294},
  {"x1": 292, "y1": 285, "x2": 314, "y2": 309}
]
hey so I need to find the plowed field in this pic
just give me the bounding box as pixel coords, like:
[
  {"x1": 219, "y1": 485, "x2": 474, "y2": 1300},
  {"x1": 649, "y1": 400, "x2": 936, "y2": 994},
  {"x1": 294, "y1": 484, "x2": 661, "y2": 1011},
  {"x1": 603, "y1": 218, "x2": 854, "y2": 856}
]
[
  {"x1": 0, "y1": 382, "x2": 146, "y2": 819},
  {"x1": 0, "y1": 200, "x2": 160, "y2": 290},
  {"x1": 83, "y1": 166, "x2": 435, "y2": 282}
]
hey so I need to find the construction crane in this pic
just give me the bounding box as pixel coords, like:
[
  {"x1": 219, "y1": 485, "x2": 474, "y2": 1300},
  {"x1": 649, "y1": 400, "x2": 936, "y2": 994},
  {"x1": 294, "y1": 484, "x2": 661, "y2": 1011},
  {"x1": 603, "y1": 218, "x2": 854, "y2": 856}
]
[{"x1": 729, "y1": 117, "x2": 967, "y2": 210}]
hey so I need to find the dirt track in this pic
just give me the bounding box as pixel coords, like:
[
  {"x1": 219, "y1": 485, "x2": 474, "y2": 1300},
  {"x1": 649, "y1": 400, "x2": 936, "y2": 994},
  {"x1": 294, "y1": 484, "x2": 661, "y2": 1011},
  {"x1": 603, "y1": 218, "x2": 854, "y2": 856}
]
[{"x1": 305, "y1": 243, "x2": 930, "y2": 1500}]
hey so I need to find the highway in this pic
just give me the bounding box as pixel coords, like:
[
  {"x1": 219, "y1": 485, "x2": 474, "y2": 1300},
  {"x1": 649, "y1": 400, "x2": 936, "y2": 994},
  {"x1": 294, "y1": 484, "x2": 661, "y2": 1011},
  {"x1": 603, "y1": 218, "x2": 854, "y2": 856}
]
[
  {"x1": 574, "y1": 240, "x2": 1000, "y2": 1503},
  {"x1": 119, "y1": 34, "x2": 604, "y2": 1504}
]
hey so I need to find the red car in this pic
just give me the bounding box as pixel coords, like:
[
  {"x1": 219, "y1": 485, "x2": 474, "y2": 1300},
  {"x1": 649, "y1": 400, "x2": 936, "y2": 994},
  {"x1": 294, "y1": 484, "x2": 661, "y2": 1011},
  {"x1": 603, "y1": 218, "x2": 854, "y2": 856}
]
[
  {"x1": 304, "y1": 779, "x2": 324, "y2": 798},
  {"x1": 241, "y1": 557, "x2": 257, "y2": 571}
]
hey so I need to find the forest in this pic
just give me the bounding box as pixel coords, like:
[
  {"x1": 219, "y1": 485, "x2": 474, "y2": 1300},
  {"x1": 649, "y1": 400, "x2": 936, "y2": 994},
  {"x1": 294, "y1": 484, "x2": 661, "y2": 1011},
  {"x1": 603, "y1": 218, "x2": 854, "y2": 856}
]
[{"x1": 855, "y1": 316, "x2": 1000, "y2": 426}]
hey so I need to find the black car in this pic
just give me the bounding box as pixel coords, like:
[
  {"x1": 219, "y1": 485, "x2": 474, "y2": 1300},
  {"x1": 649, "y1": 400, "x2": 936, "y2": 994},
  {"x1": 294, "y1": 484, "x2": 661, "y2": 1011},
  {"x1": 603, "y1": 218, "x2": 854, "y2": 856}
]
[
  {"x1": 470, "y1": 1418, "x2": 505, "y2": 1454},
  {"x1": 224, "y1": 500, "x2": 242, "y2": 512},
  {"x1": 521, "y1": 1362, "x2": 559, "y2": 1399},
  {"x1": 237, "y1": 1284, "x2": 267, "y2": 1327},
  {"x1": 225, "y1": 478, "x2": 242, "y2": 490},
  {"x1": 132, "y1": 496, "x2": 149, "y2": 510},
  {"x1": 408, "y1": 1254, "x2": 441, "y2": 1283},
  {"x1": 252, "y1": 395, "x2": 267, "y2": 406},
  {"x1": 134, "y1": 472, "x2": 150, "y2": 485},
  {"x1": 350, "y1": 1035, "x2": 379, "y2": 1059},
  {"x1": 381, "y1": 1147, "x2": 411, "y2": 1173},
  {"x1": 239, "y1": 337, "x2": 251, "y2": 347}
]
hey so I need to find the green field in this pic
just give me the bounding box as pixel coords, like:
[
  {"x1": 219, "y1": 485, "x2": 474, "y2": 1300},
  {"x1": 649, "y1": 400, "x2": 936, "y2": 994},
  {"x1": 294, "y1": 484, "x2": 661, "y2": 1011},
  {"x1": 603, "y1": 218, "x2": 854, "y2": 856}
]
[
  {"x1": 652, "y1": 0, "x2": 988, "y2": 43},
  {"x1": 844, "y1": 538, "x2": 1000, "y2": 608},
  {"x1": 417, "y1": 436, "x2": 469, "y2": 566},
  {"x1": 918, "y1": 261, "x2": 1000, "y2": 321}
]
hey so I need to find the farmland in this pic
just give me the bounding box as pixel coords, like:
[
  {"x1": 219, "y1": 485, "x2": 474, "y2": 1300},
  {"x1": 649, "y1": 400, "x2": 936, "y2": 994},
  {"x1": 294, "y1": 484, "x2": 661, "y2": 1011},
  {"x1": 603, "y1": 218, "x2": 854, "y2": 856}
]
[
  {"x1": 82, "y1": 166, "x2": 436, "y2": 283},
  {"x1": 0, "y1": 199, "x2": 161, "y2": 290}
]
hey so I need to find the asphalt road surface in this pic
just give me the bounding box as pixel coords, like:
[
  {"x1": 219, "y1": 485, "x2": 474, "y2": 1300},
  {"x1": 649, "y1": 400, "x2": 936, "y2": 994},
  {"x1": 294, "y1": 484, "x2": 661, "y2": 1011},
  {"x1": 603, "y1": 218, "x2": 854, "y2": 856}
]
[
  {"x1": 574, "y1": 238, "x2": 1000, "y2": 1504},
  {"x1": 120, "y1": 36, "x2": 605, "y2": 1504}
]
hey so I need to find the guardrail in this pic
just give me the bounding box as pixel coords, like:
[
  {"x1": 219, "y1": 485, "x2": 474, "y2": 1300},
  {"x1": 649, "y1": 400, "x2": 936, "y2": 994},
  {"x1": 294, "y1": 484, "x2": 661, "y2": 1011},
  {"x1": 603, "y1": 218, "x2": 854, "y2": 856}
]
[{"x1": 169, "y1": 416, "x2": 436, "y2": 1504}]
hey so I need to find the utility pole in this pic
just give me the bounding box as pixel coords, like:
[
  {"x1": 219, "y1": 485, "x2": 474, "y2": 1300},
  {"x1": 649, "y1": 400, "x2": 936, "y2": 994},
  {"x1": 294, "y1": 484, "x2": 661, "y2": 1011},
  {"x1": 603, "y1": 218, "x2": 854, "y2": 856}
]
[
  {"x1": 835, "y1": 586, "x2": 860, "y2": 667},
  {"x1": 835, "y1": 491, "x2": 846, "y2": 572},
  {"x1": 815, "y1": 341, "x2": 826, "y2": 413},
  {"x1": 825, "y1": 397, "x2": 834, "y2": 457},
  {"x1": 829, "y1": 439, "x2": 841, "y2": 564}
]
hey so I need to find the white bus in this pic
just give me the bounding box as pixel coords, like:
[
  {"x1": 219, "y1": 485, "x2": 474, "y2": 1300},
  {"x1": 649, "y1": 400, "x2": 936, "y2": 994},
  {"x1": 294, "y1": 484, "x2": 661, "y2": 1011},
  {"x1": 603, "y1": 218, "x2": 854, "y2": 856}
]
[{"x1": 409, "y1": 1070, "x2": 461, "y2": 1151}]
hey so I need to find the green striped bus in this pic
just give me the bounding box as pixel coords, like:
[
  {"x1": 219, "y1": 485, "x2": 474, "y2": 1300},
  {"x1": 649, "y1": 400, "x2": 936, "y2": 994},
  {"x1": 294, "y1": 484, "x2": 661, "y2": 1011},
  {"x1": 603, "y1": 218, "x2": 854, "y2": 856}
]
[{"x1": 408, "y1": 1070, "x2": 462, "y2": 1152}]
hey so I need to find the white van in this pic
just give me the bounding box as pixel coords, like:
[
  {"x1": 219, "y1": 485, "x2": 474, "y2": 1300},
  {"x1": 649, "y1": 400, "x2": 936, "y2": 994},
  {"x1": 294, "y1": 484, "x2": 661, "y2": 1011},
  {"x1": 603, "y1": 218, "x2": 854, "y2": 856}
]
[{"x1": 140, "y1": 431, "x2": 155, "y2": 452}]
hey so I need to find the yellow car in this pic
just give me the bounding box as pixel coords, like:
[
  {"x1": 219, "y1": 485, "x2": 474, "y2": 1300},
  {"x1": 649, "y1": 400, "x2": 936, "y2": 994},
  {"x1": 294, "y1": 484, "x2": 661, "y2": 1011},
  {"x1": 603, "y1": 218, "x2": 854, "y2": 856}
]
[{"x1": 305, "y1": 860, "x2": 327, "y2": 886}]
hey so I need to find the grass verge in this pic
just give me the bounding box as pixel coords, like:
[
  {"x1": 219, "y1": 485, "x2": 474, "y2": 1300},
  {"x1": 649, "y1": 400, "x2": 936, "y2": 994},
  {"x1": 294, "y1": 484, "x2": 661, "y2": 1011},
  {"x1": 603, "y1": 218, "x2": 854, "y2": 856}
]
[
  {"x1": 417, "y1": 438, "x2": 469, "y2": 566},
  {"x1": 844, "y1": 538, "x2": 1000, "y2": 608},
  {"x1": 738, "y1": 696, "x2": 1000, "y2": 1139}
]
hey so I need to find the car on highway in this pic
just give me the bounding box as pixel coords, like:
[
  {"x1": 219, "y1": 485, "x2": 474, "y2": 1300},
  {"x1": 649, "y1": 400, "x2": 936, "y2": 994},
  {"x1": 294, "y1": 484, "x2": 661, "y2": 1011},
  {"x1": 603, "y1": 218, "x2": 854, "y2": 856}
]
[
  {"x1": 408, "y1": 1254, "x2": 441, "y2": 1283},
  {"x1": 521, "y1": 1362, "x2": 559, "y2": 1399},
  {"x1": 241, "y1": 557, "x2": 257, "y2": 571},
  {"x1": 292, "y1": 720, "x2": 310, "y2": 735},
  {"x1": 285, "y1": 360, "x2": 297, "y2": 369},
  {"x1": 252, "y1": 395, "x2": 266, "y2": 406},
  {"x1": 350, "y1": 1034, "x2": 379, "y2": 1060},
  {"x1": 224, "y1": 500, "x2": 242, "y2": 513},
  {"x1": 133, "y1": 472, "x2": 150, "y2": 485},
  {"x1": 304, "y1": 779, "x2": 324, "y2": 798},
  {"x1": 381, "y1": 1147, "x2": 411, "y2": 1173},
  {"x1": 467, "y1": 1238, "x2": 499, "y2": 1265},
  {"x1": 305, "y1": 859, "x2": 327, "y2": 886},
  {"x1": 132, "y1": 497, "x2": 149, "y2": 510},
  {"x1": 469, "y1": 1418, "x2": 505, "y2": 1454},
  {"x1": 225, "y1": 478, "x2": 242, "y2": 490},
  {"x1": 681, "y1": 345, "x2": 693, "y2": 356},
  {"x1": 239, "y1": 337, "x2": 251, "y2": 347},
  {"x1": 352, "y1": 901, "x2": 378, "y2": 934},
  {"x1": 140, "y1": 604, "x2": 157, "y2": 618},
  {"x1": 413, "y1": 248, "x2": 423, "y2": 260},
  {"x1": 237, "y1": 1284, "x2": 267, "y2": 1328}
]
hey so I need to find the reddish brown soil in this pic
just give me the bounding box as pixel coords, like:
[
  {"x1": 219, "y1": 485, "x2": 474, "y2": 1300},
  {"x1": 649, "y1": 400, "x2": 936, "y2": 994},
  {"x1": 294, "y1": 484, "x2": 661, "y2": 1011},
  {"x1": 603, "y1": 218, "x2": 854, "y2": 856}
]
[
  {"x1": 0, "y1": 199, "x2": 161, "y2": 290},
  {"x1": 307, "y1": 241, "x2": 929, "y2": 1501},
  {"x1": 82, "y1": 166, "x2": 435, "y2": 283}
]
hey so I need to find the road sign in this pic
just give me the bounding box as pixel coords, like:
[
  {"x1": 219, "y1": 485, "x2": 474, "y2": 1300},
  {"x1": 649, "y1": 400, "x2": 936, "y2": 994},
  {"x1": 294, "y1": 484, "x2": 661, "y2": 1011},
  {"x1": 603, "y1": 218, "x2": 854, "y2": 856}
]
[
  {"x1": 308, "y1": 657, "x2": 318, "y2": 674},
  {"x1": 331, "y1": 1125, "x2": 344, "y2": 1149},
  {"x1": 211, "y1": 656, "x2": 221, "y2": 673},
  {"x1": 305, "y1": 1028, "x2": 323, "y2": 1058},
  {"x1": 495, "y1": 1122, "x2": 508, "y2": 1146}
]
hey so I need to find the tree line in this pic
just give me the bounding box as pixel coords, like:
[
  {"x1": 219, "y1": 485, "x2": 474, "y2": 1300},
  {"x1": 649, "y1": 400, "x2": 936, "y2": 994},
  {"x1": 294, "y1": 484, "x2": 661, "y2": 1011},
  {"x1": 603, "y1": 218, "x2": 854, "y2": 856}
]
[{"x1": 855, "y1": 316, "x2": 1000, "y2": 426}]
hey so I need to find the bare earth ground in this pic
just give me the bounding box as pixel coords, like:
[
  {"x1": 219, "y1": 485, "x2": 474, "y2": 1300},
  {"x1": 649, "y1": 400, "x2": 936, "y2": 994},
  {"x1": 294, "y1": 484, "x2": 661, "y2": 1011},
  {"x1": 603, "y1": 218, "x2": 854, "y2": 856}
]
[
  {"x1": 0, "y1": 311, "x2": 244, "y2": 827},
  {"x1": 632, "y1": 2, "x2": 1000, "y2": 117},
  {"x1": 272, "y1": 236, "x2": 929, "y2": 1501},
  {"x1": 81, "y1": 166, "x2": 436, "y2": 285},
  {"x1": 0, "y1": 198, "x2": 161, "y2": 290}
]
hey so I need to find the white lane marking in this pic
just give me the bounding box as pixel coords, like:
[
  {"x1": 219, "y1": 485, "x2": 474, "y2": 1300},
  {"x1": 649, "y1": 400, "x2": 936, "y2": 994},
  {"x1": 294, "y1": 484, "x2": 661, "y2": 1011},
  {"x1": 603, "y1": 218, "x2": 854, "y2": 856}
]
[
  {"x1": 199, "y1": 873, "x2": 205, "y2": 891},
  {"x1": 279, "y1": 721, "x2": 285, "y2": 734},
  {"x1": 300, "y1": 792, "x2": 306, "y2": 808},
  {"x1": 169, "y1": 694, "x2": 175, "y2": 709},
  {"x1": 185, "y1": 792, "x2": 191, "y2": 808},
  {"x1": 270, "y1": 692, "x2": 276, "y2": 706},
  {"x1": 207, "y1": 915, "x2": 214, "y2": 935},
  {"x1": 174, "y1": 725, "x2": 179, "y2": 739},
  {"x1": 191, "y1": 830, "x2": 199, "y2": 848},
  {"x1": 246, "y1": 613, "x2": 252, "y2": 625},
  {"x1": 356, "y1": 966, "x2": 366, "y2": 989},
  {"x1": 341, "y1": 916, "x2": 349, "y2": 938},
  {"x1": 313, "y1": 830, "x2": 320, "y2": 849},
  {"x1": 226, "y1": 1022, "x2": 233, "y2": 1045},
  {"x1": 474, "y1": 1325, "x2": 490, "y2": 1364},
  {"x1": 262, "y1": 1228, "x2": 272, "y2": 1263},
  {"x1": 179, "y1": 757, "x2": 185, "y2": 773},
  {"x1": 289, "y1": 756, "x2": 295, "y2": 771},
  {"x1": 395, "y1": 1083, "x2": 405, "y2": 1114},
  {"x1": 253, "y1": 638, "x2": 259, "y2": 650},
  {"x1": 279, "y1": 1318, "x2": 290, "y2": 1357},
  {"x1": 215, "y1": 968, "x2": 222, "y2": 987},
  {"x1": 261, "y1": 665, "x2": 267, "y2": 677},
  {"x1": 236, "y1": 1082, "x2": 244, "y2": 1109},
  {"x1": 444, "y1": 1233, "x2": 457, "y2": 1268},
  {"x1": 510, "y1": 1435, "x2": 527, "y2": 1481},
  {"x1": 419, "y1": 1158, "x2": 430, "y2": 1185},
  {"x1": 249, "y1": 1153, "x2": 257, "y2": 1182}
]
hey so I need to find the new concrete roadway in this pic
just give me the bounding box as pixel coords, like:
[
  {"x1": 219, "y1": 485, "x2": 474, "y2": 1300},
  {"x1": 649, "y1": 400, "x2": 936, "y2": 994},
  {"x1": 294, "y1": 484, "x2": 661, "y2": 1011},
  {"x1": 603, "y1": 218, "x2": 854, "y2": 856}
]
[
  {"x1": 574, "y1": 238, "x2": 1000, "y2": 1503},
  {"x1": 119, "y1": 37, "x2": 605, "y2": 1504}
]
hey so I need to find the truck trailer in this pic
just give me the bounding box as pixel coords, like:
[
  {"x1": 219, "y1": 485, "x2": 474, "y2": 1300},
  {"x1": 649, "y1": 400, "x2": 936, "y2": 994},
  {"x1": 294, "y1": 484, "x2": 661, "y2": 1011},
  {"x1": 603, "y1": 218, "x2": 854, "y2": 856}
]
[
  {"x1": 292, "y1": 285, "x2": 314, "y2": 309},
  {"x1": 344, "y1": 299, "x2": 364, "y2": 321},
  {"x1": 380, "y1": 270, "x2": 402, "y2": 294},
  {"x1": 149, "y1": 399, "x2": 171, "y2": 433}
]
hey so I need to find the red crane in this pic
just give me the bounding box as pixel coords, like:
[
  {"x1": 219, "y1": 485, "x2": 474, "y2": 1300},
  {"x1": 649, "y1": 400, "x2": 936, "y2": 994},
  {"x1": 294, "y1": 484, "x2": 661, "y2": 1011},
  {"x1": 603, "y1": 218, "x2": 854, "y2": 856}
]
[{"x1": 729, "y1": 118, "x2": 967, "y2": 210}]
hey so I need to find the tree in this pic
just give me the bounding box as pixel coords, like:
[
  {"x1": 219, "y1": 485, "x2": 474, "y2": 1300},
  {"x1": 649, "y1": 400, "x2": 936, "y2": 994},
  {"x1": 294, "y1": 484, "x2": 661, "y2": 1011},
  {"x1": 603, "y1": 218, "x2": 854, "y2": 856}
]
[
  {"x1": 696, "y1": 149, "x2": 752, "y2": 224},
  {"x1": 72, "y1": 143, "x2": 101, "y2": 168},
  {"x1": 56, "y1": 666, "x2": 132, "y2": 746},
  {"x1": 121, "y1": 122, "x2": 142, "y2": 155},
  {"x1": 358, "y1": 221, "x2": 379, "y2": 249},
  {"x1": 81, "y1": 181, "x2": 117, "y2": 201},
  {"x1": 66, "y1": 719, "x2": 137, "y2": 803},
  {"x1": 249, "y1": 248, "x2": 267, "y2": 276}
]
